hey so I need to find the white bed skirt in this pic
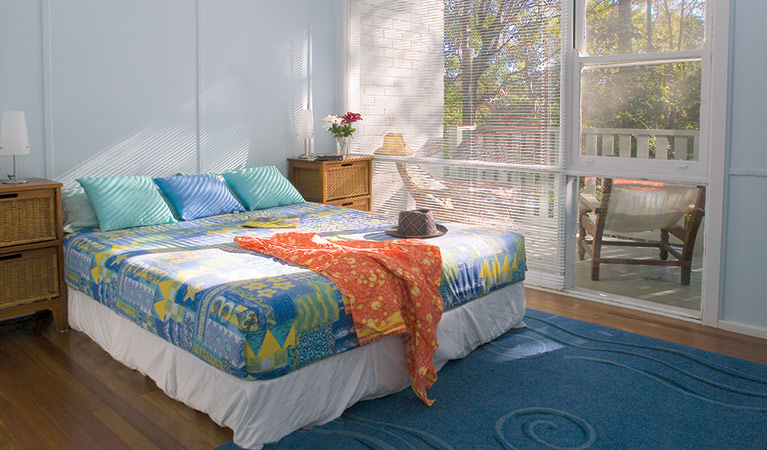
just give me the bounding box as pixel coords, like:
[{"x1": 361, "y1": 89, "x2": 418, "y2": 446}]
[{"x1": 68, "y1": 283, "x2": 526, "y2": 449}]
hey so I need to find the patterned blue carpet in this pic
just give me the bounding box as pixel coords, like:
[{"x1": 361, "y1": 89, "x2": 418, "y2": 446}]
[{"x1": 218, "y1": 309, "x2": 767, "y2": 449}]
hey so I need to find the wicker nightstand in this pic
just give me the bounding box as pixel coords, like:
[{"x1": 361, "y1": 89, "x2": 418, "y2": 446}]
[
  {"x1": 288, "y1": 156, "x2": 373, "y2": 211},
  {"x1": 0, "y1": 178, "x2": 68, "y2": 331}
]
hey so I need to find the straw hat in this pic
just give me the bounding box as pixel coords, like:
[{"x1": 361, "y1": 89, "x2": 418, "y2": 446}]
[
  {"x1": 386, "y1": 209, "x2": 447, "y2": 239},
  {"x1": 374, "y1": 133, "x2": 413, "y2": 156}
]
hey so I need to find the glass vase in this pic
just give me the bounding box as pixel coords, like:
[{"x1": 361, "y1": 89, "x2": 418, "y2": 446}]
[{"x1": 335, "y1": 136, "x2": 349, "y2": 157}]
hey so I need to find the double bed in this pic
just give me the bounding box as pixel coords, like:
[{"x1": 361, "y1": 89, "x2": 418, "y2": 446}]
[{"x1": 64, "y1": 201, "x2": 527, "y2": 449}]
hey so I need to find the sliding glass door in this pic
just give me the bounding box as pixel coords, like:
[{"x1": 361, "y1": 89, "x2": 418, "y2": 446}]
[{"x1": 569, "y1": 0, "x2": 708, "y2": 315}]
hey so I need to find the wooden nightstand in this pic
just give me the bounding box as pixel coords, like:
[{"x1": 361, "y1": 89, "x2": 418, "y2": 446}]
[
  {"x1": 0, "y1": 178, "x2": 68, "y2": 331},
  {"x1": 288, "y1": 156, "x2": 373, "y2": 211}
]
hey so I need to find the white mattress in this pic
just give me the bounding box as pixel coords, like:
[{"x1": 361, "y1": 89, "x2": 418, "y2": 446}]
[{"x1": 68, "y1": 282, "x2": 526, "y2": 449}]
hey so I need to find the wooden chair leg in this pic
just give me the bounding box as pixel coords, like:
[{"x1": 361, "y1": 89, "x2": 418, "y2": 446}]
[
  {"x1": 680, "y1": 185, "x2": 706, "y2": 286},
  {"x1": 681, "y1": 264, "x2": 692, "y2": 286},
  {"x1": 590, "y1": 218, "x2": 604, "y2": 281},
  {"x1": 590, "y1": 241, "x2": 601, "y2": 281},
  {"x1": 578, "y1": 213, "x2": 586, "y2": 261},
  {"x1": 660, "y1": 229, "x2": 670, "y2": 260},
  {"x1": 589, "y1": 179, "x2": 612, "y2": 282}
]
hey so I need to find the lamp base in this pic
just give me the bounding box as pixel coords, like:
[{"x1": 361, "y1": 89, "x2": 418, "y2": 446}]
[
  {"x1": 297, "y1": 140, "x2": 315, "y2": 160},
  {"x1": 5, "y1": 155, "x2": 28, "y2": 183}
]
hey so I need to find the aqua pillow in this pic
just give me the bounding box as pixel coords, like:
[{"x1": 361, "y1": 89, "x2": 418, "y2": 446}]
[
  {"x1": 154, "y1": 173, "x2": 245, "y2": 220},
  {"x1": 77, "y1": 175, "x2": 177, "y2": 231},
  {"x1": 221, "y1": 166, "x2": 304, "y2": 210}
]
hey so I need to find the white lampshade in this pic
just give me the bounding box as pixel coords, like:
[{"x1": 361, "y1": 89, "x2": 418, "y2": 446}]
[
  {"x1": 296, "y1": 109, "x2": 315, "y2": 140},
  {"x1": 0, "y1": 111, "x2": 30, "y2": 156}
]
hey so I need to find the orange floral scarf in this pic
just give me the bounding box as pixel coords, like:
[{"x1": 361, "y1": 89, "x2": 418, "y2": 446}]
[{"x1": 235, "y1": 232, "x2": 443, "y2": 405}]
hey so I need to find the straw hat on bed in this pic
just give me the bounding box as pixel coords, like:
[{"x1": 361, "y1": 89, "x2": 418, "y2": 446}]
[
  {"x1": 386, "y1": 208, "x2": 447, "y2": 239},
  {"x1": 374, "y1": 133, "x2": 413, "y2": 156}
]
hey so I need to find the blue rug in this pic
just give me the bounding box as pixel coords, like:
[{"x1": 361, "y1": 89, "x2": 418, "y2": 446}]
[{"x1": 218, "y1": 309, "x2": 767, "y2": 449}]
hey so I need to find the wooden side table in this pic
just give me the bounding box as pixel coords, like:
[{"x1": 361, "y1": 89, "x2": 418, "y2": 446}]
[
  {"x1": 0, "y1": 178, "x2": 68, "y2": 331},
  {"x1": 288, "y1": 156, "x2": 373, "y2": 211}
]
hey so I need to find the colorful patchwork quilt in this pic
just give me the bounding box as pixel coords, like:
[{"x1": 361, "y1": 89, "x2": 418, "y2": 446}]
[{"x1": 64, "y1": 203, "x2": 526, "y2": 379}]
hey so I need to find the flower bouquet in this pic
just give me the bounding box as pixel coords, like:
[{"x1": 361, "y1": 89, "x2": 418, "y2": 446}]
[{"x1": 323, "y1": 112, "x2": 362, "y2": 156}]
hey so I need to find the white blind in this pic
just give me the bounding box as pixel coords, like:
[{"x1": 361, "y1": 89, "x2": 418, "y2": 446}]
[{"x1": 348, "y1": 0, "x2": 566, "y2": 289}]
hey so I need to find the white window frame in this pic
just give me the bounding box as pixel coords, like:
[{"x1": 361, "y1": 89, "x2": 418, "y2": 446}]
[{"x1": 567, "y1": 0, "x2": 711, "y2": 184}]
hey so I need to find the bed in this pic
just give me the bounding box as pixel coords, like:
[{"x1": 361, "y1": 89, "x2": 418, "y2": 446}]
[{"x1": 64, "y1": 201, "x2": 527, "y2": 449}]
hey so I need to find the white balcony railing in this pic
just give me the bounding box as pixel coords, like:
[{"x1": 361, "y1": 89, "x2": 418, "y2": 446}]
[{"x1": 582, "y1": 128, "x2": 699, "y2": 161}]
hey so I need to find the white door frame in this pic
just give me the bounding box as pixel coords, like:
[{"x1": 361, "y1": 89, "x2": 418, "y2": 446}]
[{"x1": 700, "y1": 0, "x2": 731, "y2": 327}]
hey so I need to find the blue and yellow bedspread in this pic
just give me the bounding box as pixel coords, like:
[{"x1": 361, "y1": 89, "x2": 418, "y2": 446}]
[{"x1": 64, "y1": 203, "x2": 526, "y2": 379}]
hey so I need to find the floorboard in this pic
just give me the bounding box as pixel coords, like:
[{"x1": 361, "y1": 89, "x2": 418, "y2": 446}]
[{"x1": 0, "y1": 287, "x2": 765, "y2": 448}]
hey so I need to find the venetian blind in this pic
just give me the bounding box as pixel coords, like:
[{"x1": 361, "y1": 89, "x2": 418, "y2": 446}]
[{"x1": 347, "y1": 0, "x2": 567, "y2": 289}]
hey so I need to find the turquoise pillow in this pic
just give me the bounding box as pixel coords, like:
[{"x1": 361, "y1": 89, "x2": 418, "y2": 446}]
[
  {"x1": 154, "y1": 173, "x2": 245, "y2": 220},
  {"x1": 77, "y1": 175, "x2": 177, "y2": 231},
  {"x1": 221, "y1": 166, "x2": 304, "y2": 210}
]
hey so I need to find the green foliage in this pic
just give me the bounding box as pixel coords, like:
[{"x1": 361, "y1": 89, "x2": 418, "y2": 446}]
[
  {"x1": 585, "y1": 0, "x2": 705, "y2": 55},
  {"x1": 443, "y1": 0, "x2": 704, "y2": 132},
  {"x1": 443, "y1": 0, "x2": 562, "y2": 127},
  {"x1": 328, "y1": 124, "x2": 356, "y2": 138},
  {"x1": 582, "y1": 62, "x2": 701, "y2": 130},
  {"x1": 582, "y1": 0, "x2": 704, "y2": 130}
]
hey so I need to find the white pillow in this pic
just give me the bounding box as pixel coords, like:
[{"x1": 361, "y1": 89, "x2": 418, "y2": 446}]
[{"x1": 62, "y1": 185, "x2": 99, "y2": 233}]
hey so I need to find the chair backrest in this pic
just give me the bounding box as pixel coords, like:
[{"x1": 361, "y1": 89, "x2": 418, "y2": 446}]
[
  {"x1": 395, "y1": 163, "x2": 448, "y2": 191},
  {"x1": 597, "y1": 178, "x2": 703, "y2": 233},
  {"x1": 395, "y1": 162, "x2": 465, "y2": 220}
]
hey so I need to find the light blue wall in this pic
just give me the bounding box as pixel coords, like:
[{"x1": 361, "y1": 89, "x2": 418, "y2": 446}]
[
  {"x1": 0, "y1": 0, "x2": 340, "y2": 183},
  {"x1": 721, "y1": 0, "x2": 767, "y2": 331},
  {"x1": 0, "y1": 0, "x2": 45, "y2": 178},
  {"x1": 2, "y1": 1, "x2": 763, "y2": 333},
  {"x1": 197, "y1": 0, "x2": 338, "y2": 173},
  {"x1": 49, "y1": 0, "x2": 198, "y2": 181}
]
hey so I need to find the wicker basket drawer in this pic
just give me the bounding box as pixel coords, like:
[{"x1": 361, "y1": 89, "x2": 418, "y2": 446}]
[
  {"x1": 324, "y1": 161, "x2": 370, "y2": 201},
  {"x1": 0, "y1": 247, "x2": 60, "y2": 308},
  {"x1": 0, "y1": 189, "x2": 57, "y2": 246},
  {"x1": 290, "y1": 166, "x2": 323, "y2": 201},
  {"x1": 326, "y1": 195, "x2": 371, "y2": 211}
]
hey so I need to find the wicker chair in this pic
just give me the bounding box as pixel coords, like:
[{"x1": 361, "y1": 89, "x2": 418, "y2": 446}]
[
  {"x1": 394, "y1": 162, "x2": 522, "y2": 226},
  {"x1": 577, "y1": 178, "x2": 705, "y2": 285}
]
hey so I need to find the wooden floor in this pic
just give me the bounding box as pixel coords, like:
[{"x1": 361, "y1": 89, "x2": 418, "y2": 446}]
[{"x1": 1, "y1": 288, "x2": 766, "y2": 449}]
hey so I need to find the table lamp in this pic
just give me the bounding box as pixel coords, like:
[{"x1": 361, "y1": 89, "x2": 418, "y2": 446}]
[
  {"x1": 296, "y1": 109, "x2": 315, "y2": 160},
  {"x1": 0, "y1": 111, "x2": 31, "y2": 184}
]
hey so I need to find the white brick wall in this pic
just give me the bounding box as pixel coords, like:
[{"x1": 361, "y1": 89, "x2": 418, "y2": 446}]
[{"x1": 349, "y1": 0, "x2": 444, "y2": 158}]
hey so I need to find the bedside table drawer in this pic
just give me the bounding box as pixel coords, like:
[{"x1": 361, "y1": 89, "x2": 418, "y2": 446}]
[
  {"x1": 0, "y1": 246, "x2": 60, "y2": 308},
  {"x1": 325, "y1": 161, "x2": 371, "y2": 201},
  {"x1": 326, "y1": 195, "x2": 371, "y2": 211},
  {"x1": 0, "y1": 189, "x2": 57, "y2": 246}
]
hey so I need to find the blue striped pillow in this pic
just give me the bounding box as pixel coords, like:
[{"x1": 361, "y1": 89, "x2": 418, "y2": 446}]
[
  {"x1": 154, "y1": 174, "x2": 245, "y2": 221},
  {"x1": 222, "y1": 166, "x2": 304, "y2": 210},
  {"x1": 76, "y1": 176, "x2": 177, "y2": 231}
]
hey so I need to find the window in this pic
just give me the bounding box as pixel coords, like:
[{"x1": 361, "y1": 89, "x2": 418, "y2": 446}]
[
  {"x1": 345, "y1": 0, "x2": 712, "y2": 296},
  {"x1": 347, "y1": 0, "x2": 568, "y2": 288},
  {"x1": 571, "y1": 0, "x2": 708, "y2": 181}
]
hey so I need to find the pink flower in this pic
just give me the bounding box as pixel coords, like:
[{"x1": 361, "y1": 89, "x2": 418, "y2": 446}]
[{"x1": 341, "y1": 112, "x2": 362, "y2": 124}]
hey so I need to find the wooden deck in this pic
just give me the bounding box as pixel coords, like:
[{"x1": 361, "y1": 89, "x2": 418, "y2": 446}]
[{"x1": 574, "y1": 242, "x2": 703, "y2": 311}]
